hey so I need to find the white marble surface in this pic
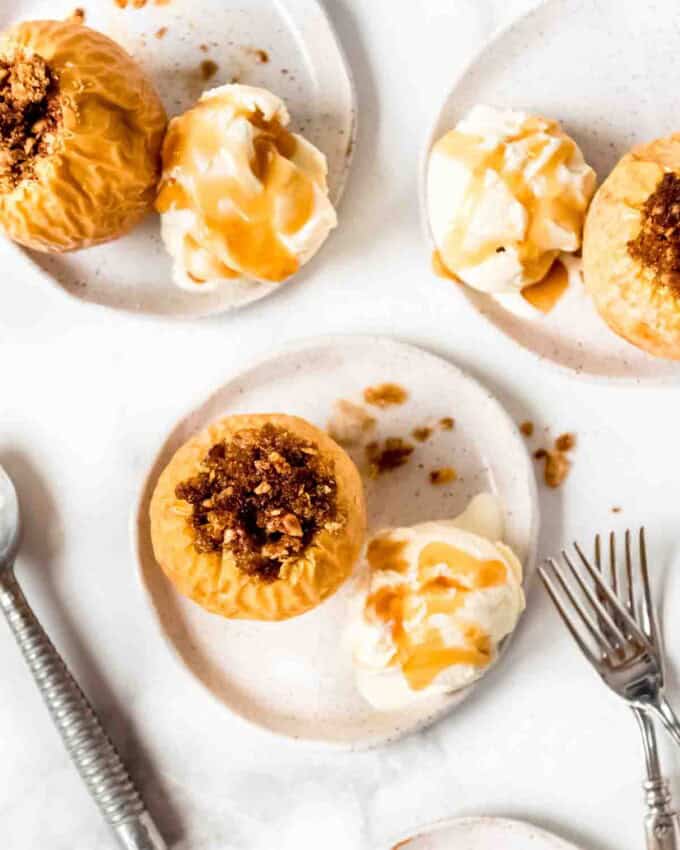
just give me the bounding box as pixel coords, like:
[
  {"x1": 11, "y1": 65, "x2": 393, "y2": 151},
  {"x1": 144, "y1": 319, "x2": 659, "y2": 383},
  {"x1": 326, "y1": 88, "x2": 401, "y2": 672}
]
[{"x1": 1, "y1": 1, "x2": 680, "y2": 848}]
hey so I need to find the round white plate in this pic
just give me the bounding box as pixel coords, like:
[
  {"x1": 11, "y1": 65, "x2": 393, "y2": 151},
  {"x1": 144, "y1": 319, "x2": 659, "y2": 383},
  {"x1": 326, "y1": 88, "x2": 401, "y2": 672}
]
[
  {"x1": 1, "y1": 0, "x2": 355, "y2": 317},
  {"x1": 421, "y1": 0, "x2": 680, "y2": 383},
  {"x1": 388, "y1": 816, "x2": 583, "y2": 850},
  {"x1": 133, "y1": 336, "x2": 539, "y2": 747}
]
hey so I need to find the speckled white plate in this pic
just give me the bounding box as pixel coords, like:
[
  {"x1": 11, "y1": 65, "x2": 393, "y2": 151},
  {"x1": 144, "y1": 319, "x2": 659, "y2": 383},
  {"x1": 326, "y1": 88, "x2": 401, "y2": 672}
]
[
  {"x1": 1, "y1": 0, "x2": 355, "y2": 317},
  {"x1": 420, "y1": 0, "x2": 680, "y2": 383},
  {"x1": 133, "y1": 336, "x2": 539, "y2": 748},
  {"x1": 387, "y1": 816, "x2": 584, "y2": 850}
]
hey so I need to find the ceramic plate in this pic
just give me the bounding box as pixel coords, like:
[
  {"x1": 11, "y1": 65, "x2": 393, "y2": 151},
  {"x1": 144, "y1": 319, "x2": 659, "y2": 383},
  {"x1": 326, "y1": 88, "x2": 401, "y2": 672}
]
[
  {"x1": 1, "y1": 0, "x2": 355, "y2": 317},
  {"x1": 421, "y1": 0, "x2": 680, "y2": 383},
  {"x1": 133, "y1": 336, "x2": 538, "y2": 747},
  {"x1": 388, "y1": 816, "x2": 584, "y2": 850}
]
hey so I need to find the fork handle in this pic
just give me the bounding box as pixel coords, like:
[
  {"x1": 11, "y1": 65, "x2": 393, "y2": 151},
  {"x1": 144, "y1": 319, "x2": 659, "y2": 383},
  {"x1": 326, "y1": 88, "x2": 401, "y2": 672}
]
[
  {"x1": 0, "y1": 567, "x2": 166, "y2": 850},
  {"x1": 634, "y1": 708, "x2": 680, "y2": 850},
  {"x1": 643, "y1": 777, "x2": 680, "y2": 850}
]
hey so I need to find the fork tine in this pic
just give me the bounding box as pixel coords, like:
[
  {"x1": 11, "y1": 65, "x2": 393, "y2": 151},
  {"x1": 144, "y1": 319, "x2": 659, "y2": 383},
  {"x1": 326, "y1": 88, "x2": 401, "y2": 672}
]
[
  {"x1": 573, "y1": 541, "x2": 652, "y2": 651},
  {"x1": 609, "y1": 531, "x2": 618, "y2": 596},
  {"x1": 561, "y1": 549, "x2": 624, "y2": 652},
  {"x1": 539, "y1": 561, "x2": 600, "y2": 666},
  {"x1": 543, "y1": 556, "x2": 616, "y2": 655},
  {"x1": 624, "y1": 529, "x2": 635, "y2": 615},
  {"x1": 638, "y1": 527, "x2": 660, "y2": 647}
]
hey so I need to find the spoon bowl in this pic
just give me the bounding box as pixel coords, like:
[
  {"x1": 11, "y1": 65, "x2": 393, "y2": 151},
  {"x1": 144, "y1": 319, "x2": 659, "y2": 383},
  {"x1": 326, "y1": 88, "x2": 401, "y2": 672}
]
[{"x1": 0, "y1": 465, "x2": 21, "y2": 570}]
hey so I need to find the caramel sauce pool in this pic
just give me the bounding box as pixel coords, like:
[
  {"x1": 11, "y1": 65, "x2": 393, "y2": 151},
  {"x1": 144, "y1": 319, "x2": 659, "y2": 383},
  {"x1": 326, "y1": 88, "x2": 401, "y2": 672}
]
[
  {"x1": 365, "y1": 538, "x2": 507, "y2": 690},
  {"x1": 156, "y1": 96, "x2": 317, "y2": 283},
  {"x1": 522, "y1": 259, "x2": 569, "y2": 313}
]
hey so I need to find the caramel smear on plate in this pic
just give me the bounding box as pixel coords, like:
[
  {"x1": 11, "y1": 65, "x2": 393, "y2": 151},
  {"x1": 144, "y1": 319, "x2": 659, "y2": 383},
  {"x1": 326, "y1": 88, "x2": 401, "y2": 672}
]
[
  {"x1": 366, "y1": 538, "x2": 506, "y2": 690},
  {"x1": 522, "y1": 259, "x2": 569, "y2": 313},
  {"x1": 363, "y1": 383, "x2": 408, "y2": 408},
  {"x1": 155, "y1": 26, "x2": 168, "y2": 39},
  {"x1": 520, "y1": 421, "x2": 534, "y2": 437}
]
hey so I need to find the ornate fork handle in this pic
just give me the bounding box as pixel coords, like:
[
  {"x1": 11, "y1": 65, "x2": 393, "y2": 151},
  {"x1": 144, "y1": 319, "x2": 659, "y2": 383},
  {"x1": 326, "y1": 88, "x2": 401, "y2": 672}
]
[
  {"x1": 634, "y1": 707, "x2": 680, "y2": 850},
  {"x1": 0, "y1": 568, "x2": 166, "y2": 850}
]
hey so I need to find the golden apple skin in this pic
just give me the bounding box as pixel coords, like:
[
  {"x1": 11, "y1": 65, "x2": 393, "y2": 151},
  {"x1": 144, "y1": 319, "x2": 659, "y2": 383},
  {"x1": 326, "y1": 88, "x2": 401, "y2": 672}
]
[{"x1": 0, "y1": 19, "x2": 167, "y2": 252}]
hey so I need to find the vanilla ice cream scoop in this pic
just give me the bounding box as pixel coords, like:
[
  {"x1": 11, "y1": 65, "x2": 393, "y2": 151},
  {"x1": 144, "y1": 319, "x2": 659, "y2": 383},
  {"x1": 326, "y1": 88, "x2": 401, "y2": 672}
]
[
  {"x1": 350, "y1": 493, "x2": 525, "y2": 710},
  {"x1": 156, "y1": 84, "x2": 337, "y2": 292},
  {"x1": 427, "y1": 105, "x2": 596, "y2": 294}
]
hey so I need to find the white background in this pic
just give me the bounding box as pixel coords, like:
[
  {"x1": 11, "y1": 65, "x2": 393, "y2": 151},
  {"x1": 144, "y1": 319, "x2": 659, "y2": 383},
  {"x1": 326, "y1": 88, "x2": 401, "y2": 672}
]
[{"x1": 2, "y1": 1, "x2": 680, "y2": 848}]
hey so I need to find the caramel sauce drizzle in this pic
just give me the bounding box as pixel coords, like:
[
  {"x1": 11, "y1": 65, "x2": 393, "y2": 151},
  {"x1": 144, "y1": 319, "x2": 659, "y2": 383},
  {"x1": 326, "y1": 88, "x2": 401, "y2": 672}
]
[
  {"x1": 156, "y1": 96, "x2": 316, "y2": 283},
  {"x1": 365, "y1": 537, "x2": 506, "y2": 690},
  {"x1": 432, "y1": 118, "x2": 587, "y2": 283},
  {"x1": 522, "y1": 259, "x2": 569, "y2": 313},
  {"x1": 431, "y1": 249, "x2": 462, "y2": 283}
]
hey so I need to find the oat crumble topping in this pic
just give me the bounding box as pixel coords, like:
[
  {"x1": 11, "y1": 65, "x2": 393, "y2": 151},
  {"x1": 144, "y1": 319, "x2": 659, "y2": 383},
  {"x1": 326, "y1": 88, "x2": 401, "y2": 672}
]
[
  {"x1": 0, "y1": 51, "x2": 62, "y2": 193},
  {"x1": 175, "y1": 423, "x2": 340, "y2": 581},
  {"x1": 629, "y1": 172, "x2": 680, "y2": 288}
]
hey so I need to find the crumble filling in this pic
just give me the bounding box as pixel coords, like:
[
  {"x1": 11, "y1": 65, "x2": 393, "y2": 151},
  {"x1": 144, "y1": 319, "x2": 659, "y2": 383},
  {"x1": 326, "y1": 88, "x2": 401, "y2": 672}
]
[
  {"x1": 628, "y1": 172, "x2": 680, "y2": 288},
  {"x1": 0, "y1": 51, "x2": 62, "y2": 193},
  {"x1": 175, "y1": 423, "x2": 340, "y2": 581}
]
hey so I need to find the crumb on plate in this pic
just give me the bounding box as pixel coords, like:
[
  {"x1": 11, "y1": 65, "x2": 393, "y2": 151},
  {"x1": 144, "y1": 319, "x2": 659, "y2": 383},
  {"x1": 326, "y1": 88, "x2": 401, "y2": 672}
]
[
  {"x1": 412, "y1": 426, "x2": 433, "y2": 443},
  {"x1": 429, "y1": 466, "x2": 457, "y2": 485},
  {"x1": 366, "y1": 438, "x2": 413, "y2": 478},
  {"x1": 327, "y1": 400, "x2": 375, "y2": 447},
  {"x1": 200, "y1": 60, "x2": 219, "y2": 80}
]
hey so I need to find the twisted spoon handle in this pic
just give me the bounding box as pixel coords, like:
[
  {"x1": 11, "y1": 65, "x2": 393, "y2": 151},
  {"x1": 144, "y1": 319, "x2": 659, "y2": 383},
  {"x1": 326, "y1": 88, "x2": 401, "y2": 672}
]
[{"x1": 0, "y1": 568, "x2": 166, "y2": 850}]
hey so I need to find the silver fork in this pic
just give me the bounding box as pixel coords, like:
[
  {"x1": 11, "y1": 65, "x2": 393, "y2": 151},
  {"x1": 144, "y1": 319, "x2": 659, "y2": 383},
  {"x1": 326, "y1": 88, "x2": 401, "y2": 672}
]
[{"x1": 540, "y1": 529, "x2": 680, "y2": 850}]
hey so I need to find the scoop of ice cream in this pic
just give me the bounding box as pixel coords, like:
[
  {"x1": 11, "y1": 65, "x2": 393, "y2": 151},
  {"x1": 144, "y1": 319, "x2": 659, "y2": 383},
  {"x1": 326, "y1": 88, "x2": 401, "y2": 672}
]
[
  {"x1": 155, "y1": 84, "x2": 337, "y2": 292},
  {"x1": 427, "y1": 105, "x2": 596, "y2": 294},
  {"x1": 350, "y1": 493, "x2": 525, "y2": 710}
]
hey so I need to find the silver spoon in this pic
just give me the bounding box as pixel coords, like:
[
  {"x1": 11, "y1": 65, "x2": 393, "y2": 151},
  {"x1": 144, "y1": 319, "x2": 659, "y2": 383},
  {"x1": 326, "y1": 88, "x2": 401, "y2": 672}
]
[{"x1": 0, "y1": 464, "x2": 167, "y2": 850}]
